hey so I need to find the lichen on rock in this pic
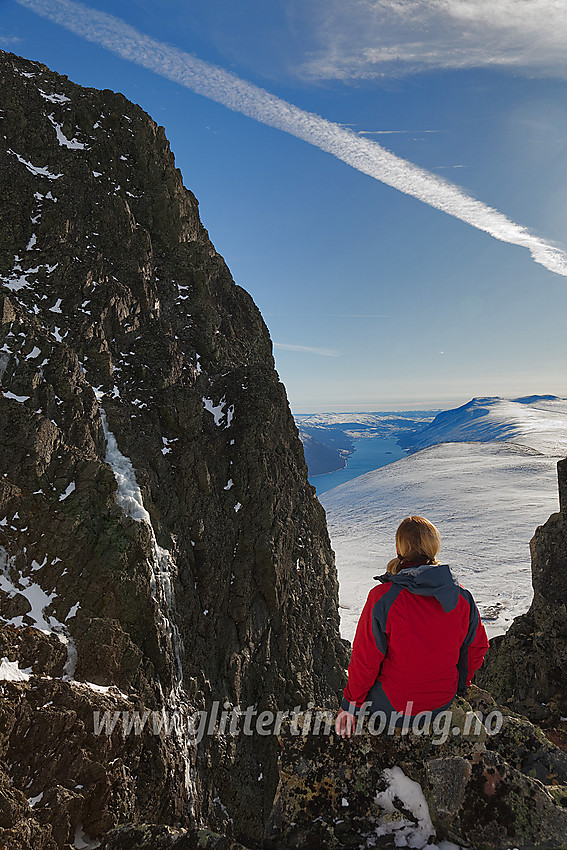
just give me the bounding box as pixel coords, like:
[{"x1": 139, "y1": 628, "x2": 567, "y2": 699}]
[{"x1": 264, "y1": 687, "x2": 567, "y2": 849}]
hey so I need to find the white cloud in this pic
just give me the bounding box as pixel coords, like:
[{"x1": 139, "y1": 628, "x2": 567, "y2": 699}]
[
  {"x1": 0, "y1": 33, "x2": 23, "y2": 46},
  {"x1": 297, "y1": 0, "x2": 567, "y2": 80},
  {"x1": 16, "y1": 0, "x2": 567, "y2": 278},
  {"x1": 274, "y1": 342, "x2": 341, "y2": 357}
]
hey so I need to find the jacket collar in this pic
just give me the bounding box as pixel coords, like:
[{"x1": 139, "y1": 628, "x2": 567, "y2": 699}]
[{"x1": 373, "y1": 563, "x2": 461, "y2": 613}]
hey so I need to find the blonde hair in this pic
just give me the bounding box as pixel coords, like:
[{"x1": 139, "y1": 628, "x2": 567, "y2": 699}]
[{"x1": 386, "y1": 516, "x2": 441, "y2": 574}]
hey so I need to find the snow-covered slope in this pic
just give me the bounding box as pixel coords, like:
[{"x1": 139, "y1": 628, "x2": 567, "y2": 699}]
[
  {"x1": 321, "y1": 440, "x2": 561, "y2": 643},
  {"x1": 403, "y1": 396, "x2": 567, "y2": 457}
]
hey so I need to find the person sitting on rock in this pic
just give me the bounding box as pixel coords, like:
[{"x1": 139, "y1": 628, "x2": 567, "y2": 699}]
[{"x1": 335, "y1": 515, "x2": 489, "y2": 737}]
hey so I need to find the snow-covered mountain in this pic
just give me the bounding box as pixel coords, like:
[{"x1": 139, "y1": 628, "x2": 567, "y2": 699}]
[
  {"x1": 320, "y1": 396, "x2": 567, "y2": 644},
  {"x1": 402, "y1": 396, "x2": 567, "y2": 457}
]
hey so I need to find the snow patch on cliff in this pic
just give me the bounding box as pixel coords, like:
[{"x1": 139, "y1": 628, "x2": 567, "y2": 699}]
[
  {"x1": 0, "y1": 657, "x2": 32, "y2": 681},
  {"x1": 0, "y1": 545, "x2": 77, "y2": 678}
]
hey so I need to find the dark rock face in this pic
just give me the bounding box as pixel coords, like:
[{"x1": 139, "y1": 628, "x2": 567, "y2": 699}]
[
  {"x1": 0, "y1": 630, "x2": 192, "y2": 850},
  {"x1": 477, "y1": 459, "x2": 567, "y2": 723},
  {"x1": 0, "y1": 50, "x2": 347, "y2": 848}
]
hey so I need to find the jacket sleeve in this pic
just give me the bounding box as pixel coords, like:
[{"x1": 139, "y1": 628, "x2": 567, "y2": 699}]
[
  {"x1": 341, "y1": 587, "x2": 388, "y2": 714},
  {"x1": 466, "y1": 617, "x2": 490, "y2": 687},
  {"x1": 457, "y1": 589, "x2": 490, "y2": 691}
]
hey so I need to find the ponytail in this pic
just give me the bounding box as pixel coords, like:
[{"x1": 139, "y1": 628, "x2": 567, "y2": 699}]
[{"x1": 386, "y1": 554, "x2": 405, "y2": 575}]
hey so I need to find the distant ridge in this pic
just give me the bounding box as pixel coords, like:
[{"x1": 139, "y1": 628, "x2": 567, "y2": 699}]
[
  {"x1": 513, "y1": 394, "x2": 560, "y2": 404},
  {"x1": 400, "y1": 395, "x2": 567, "y2": 457}
]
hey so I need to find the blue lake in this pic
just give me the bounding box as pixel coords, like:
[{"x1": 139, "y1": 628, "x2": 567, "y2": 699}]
[{"x1": 310, "y1": 436, "x2": 406, "y2": 495}]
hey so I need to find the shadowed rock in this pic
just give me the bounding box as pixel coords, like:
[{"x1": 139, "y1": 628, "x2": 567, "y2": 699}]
[{"x1": 0, "y1": 50, "x2": 347, "y2": 849}]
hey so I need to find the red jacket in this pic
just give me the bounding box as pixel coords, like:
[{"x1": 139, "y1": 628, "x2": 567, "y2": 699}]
[{"x1": 342, "y1": 563, "x2": 490, "y2": 715}]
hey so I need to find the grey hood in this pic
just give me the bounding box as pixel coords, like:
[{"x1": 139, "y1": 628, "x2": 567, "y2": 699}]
[{"x1": 374, "y1": 563, "x2": 461, "y2": 613}]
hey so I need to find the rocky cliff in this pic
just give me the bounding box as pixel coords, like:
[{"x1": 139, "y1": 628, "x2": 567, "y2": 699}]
[{"x1": 0, "y1": 50, "x2": 348, "y2": 849}]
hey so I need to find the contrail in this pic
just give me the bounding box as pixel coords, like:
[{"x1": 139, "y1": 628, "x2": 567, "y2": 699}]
[
  {"x1": 274, "y1": 343, "x2": 340, "y2": 357},
  {"x1": 15, "y1": 0, "x2": 567, "y2": 278}
]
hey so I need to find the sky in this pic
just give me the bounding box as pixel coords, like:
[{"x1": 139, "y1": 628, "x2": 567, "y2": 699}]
[{"x1": 2, "y1": 0, "x2": 567, "y2": 411}]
